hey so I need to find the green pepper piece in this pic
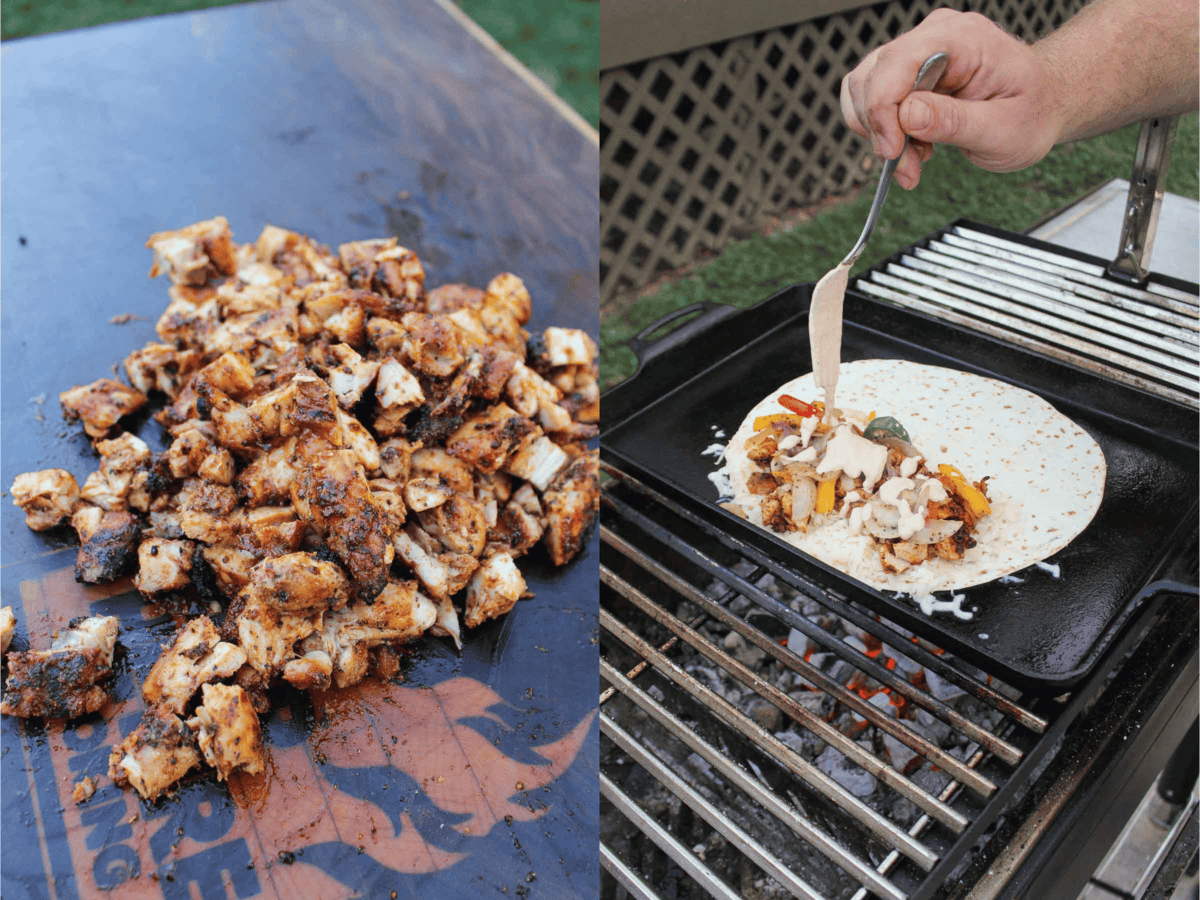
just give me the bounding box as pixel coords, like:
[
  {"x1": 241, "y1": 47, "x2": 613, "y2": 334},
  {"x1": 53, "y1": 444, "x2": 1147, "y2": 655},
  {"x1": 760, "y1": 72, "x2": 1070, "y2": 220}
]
[{"x1": 863, "y1": 416, "x2": 911, "y2": 444}]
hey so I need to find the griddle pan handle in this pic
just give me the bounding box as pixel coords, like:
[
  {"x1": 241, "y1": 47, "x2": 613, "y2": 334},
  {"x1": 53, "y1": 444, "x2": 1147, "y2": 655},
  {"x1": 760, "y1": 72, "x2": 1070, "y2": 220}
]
[{"x1": 625, "y1": 301, "x2": 741, "y2": 366}]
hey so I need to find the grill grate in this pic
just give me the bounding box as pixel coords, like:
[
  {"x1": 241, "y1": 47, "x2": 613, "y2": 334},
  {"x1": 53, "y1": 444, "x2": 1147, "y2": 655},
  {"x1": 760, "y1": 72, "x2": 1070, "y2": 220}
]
[
  {"x1": 855, "y1": 225, "x2": 1200, "y2": 407},
  {"x1": 599, "y1": 465, "x2": 1062, "y2": 900}
]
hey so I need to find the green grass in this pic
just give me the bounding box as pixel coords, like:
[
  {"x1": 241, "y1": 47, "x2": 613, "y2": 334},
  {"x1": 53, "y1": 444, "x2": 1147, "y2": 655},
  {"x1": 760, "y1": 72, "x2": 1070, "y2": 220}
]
[
  {"x1": 1, "y1": 0, "x2": 600, "y2": 131},
  {"x1": 601, "y1": 112, "x2": 1200, "y2": 387}
]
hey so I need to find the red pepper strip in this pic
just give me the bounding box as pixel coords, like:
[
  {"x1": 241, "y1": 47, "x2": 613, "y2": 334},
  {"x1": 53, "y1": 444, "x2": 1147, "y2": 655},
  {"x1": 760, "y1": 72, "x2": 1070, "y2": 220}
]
[{"x1": 778, "y1": 394, "x2": 815, "y2": 417}]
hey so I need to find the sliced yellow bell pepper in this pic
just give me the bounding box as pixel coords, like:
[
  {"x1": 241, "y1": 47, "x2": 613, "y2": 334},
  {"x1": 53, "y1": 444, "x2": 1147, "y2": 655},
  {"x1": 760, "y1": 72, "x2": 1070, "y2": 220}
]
[
  {"x1": 815, "y1": 477, "x2": 836, "y2": 514},
  {"x1": 937, "y1": 464, "x2": 992, "y2": 517},
  {"x1": 752, "y1": 413, "x2": 809, "y2": 432}
]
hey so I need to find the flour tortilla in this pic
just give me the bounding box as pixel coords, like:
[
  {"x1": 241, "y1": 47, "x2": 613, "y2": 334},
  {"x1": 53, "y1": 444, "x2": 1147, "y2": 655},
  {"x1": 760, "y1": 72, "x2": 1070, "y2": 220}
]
[{"x1": 724, "y1": 359, "x2": 1106, "y2": 592}]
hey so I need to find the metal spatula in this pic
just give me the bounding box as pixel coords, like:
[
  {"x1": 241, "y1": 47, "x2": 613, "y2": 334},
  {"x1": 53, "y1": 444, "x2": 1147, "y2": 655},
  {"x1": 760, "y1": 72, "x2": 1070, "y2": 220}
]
[{"x1": 808, "y1": 51, "x2": 949, "y2": 420}]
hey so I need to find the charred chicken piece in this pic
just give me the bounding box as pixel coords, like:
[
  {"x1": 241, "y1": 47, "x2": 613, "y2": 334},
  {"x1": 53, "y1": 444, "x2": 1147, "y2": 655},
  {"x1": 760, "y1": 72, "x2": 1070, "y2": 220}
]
[
  {"x1": 541, "y1": 450, "x2": 600, "y2": 566},
  {"x1": 134, "y1": 538, "x2": 196, "y2": 595},
  {"x1": 142, "y1": 616, "x2": 246, "y2": 714},
  {"x1": 1, "y1": 616, "x2": 119, "y2": 718},
  {"x1": 186, "y1": 683, "x2": 265, "y2": 780},
  {"x1": 124, "y1": 342, "x2": 204, "y2": 398},
  {"x1": 1, "y1": 606, "x2": 14, "y2": 656},
  {"x1": 72, "y1": 506, "x2": 141, "y2": 583},
  {"x1": 80, "y1": 433, "x2": 153, "y2": 510},
  {"x1": 300, "y1": 579, "x2": 437, "y2": 688},
  {"x1": 147, "y1": 216, "x2": 237, "y2": 286},
  {"x1": 59, "y1": 378, "x2": 148, "y2": 439},
  {"x1": 464, "y1": 552, "x2": 525, "y2": 629},
  {"x1": 242, "y1": 552, "x2": 351, "y2": 614},
  {"x1": 108, "y1": 707, "x2": 201, "y2": 801},
  {"x1": 10, "y1": 468, "x2": 80, "y2": 531},
  {"x1": 445, "y1": 403, "x2": 537, "y2": 474},
  {"x1": 503, "y1": 432, "x2": 569, "y2": 492}
]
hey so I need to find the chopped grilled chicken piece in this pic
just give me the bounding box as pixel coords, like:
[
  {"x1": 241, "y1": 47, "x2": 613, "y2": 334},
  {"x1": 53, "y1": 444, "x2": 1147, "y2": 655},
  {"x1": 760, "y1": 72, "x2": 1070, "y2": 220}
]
[
  {"x1": 541, "y1": 451, "x2": 599, "y2": 566},
  {"x1": 236, "y1": 596, "x2": 321, "y2": 675},
  {"x1": 192, "y1": 351, "x2": 256, "y2": 399},
  {"x1": 234, "y1": 439, "x2": 297, "y2": 506},
  {"x1": 892, "y1": 540, "x2": 931, "y2": 565},
  {"x1": 142, "y1": 616, "x2": 246, "y2": 714},
  {"x1": 1, "y1": 616, "x2": 119, "y2": 718},
  {"x1": 426, "y1": 283, "x2": 485, "y2": 315},
  {"x1": 339, "y1": 240, "x2": 426, "y2": 304},
  {"x1": 393, "y1": 528, "x2": 451, "y2": 597},
  {"x1": 399, "y1": 312, "x2": 464, "y2": 377},
  {"x1": 177, "y1": 478, "x2": 237, "y2": 544},
  {"x1": 243, "y1": 552, "x2": 351, "y2": 614},
  {"x1": 281, "y1": 649, "x2": 333, "y2": 691},
  {"x1": 72, "y1": 506, "x2": 141, "y2": 583},
  {"x1": 542, "y1": 327, "x2": 597, "y2": 367},
  {"x1": 155, "y1": 287, "x2": 221, "y2": 348},
  {"x1": 123, "y1": 342, "x2": 203, "y2": 397},
  {"x1": 376, "y1": 356, "x2": 425, "y2": 410},
  {"x1": 134, "y1": 538, "x2": 195, "y2": 595},
  {"x1": 231, "y1": 504, "x2": 299, "y2": 530},
  {"x1": 59, "y1": 378, "x2": 148, "y2": 439},
  {"x1": 206, "y1": 308, "x2": 301, "y2": 369},
  {"x1": 186, "y1": 683, "x2": 265, "y2": 779},
  {"x1": 235, "y1": 521, "x2": 306, "y2": 561},
  {"x1": 337, "y1": 407, "x2": 381, "y2": 472},
  {"x1": 502, "y1": 433, "x2": 569, "y2": 491},
  {"x1": 255, "y1": 225, "x2": 346, "y2": 288},
  {"x1": 369, "y1": 483, "x2": 406, "y2": 532},
  {"x1": 11, "y1": 469, "x2": 80, "y2": 530},
  {"x1": 428, "y1": 593, "x2": 462, "y2": 650},
  {"x1": 73, "y1": 776, "x2": 98, "y2": 805},
  {"x1": 505, "y1": 361, "x2": 566, "y2": 429},
  {"x1": 446, "y1": 307, "x2": 491, "y2": 351},
  {"x1": 559, "y1": 369, "x2": 600, "y2": 424},
  {"x1": 490, "y1": 489, "x2": 544, "y2": 557},
  {"x1": 461, "y1": 346, "x2": 520, "y2": 404},
  {"x1": 202, "y1": 544, "x2": 258, "y2": 599},
  {"x1": 365, "y1": 315, "x2": 406, "y2": 355},
  {"x1": 321, "y1": 301, "x2": 366, "y2": 347},
  {"x1": 215, "y1": 277, "x2": 283, "y2": 316},
  {"x1": 464, "y1": 553, "x2": 525, "y2": 628},
  {"x1": 441, "y1": 552, "x2": 479, "y2": 596},
  {"x1": 1, "y1": 607, "x2": 14, "y2": 655},
  {"x1": 108, "y1": 708, "x2": 201, "y2": 801},
  {"x1": 201, "y1": 387, "x2": 262, "y2": 454},
  {"x1": 147, "y1": 216, "x2": 236, "y2": 286},
  {"x1": 418, "y1": 494, "x2": 488, "y2": 557},
  {"x1": 410, "y1": 447, "x2": 474, "y2": 493},
  {"x1": 403, "y1": 478, "x2": 453, "y2": 512},
  {"x1": 327, "y1": 343, "x2": 380, "y2": 409},
  {"x1": 80, "y1": 433, "x2": 152, "y2": 510},
  {"x1": 445, "y1": 403, "x2": 537, "y2": 474},
  {"x1": 300, "y1": 579, "x2": 437, "y2": 688},
  {"x1": 291, "y1": 434, "x2": 394, "y2": 601},
  {"x1": 379, "y1": 437, "x2": 420, "y2": 484},
  {"x1": 484, "y1": 273, "x2": 532, "y2": 325}
]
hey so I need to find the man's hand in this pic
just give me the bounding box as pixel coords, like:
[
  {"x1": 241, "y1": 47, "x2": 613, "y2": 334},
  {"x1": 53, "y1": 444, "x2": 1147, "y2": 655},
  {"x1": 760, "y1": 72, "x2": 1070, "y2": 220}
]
[
  {"x1": 839, "y1": 9, "x2": 1063, "y2": 189},
  {"x1": 840, "y1": 0, "x2": 1199, "y2": 190}
]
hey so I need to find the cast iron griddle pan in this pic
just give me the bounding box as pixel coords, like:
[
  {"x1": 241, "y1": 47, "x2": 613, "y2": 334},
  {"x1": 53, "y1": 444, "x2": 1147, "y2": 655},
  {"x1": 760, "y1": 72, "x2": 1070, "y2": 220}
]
[
  {"x1": 1, "y1": 3, "x2": 598, "y2": 899},
  {"x1": 603, "y1": 223, "x2": 1198, "y2": 692}
]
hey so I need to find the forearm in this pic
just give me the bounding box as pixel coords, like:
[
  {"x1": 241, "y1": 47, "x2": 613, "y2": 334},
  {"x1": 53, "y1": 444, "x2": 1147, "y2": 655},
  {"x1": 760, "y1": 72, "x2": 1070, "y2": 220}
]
[{"x1": 1035, "y1": 0, "x2": 1199, "y2": 144}]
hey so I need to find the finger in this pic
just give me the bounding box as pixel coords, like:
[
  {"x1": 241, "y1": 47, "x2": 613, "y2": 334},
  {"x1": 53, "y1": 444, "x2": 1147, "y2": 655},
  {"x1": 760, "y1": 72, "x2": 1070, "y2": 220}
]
[
  {"x1": 839, "y1": 74, "x2": 868, "y2": 138},
  {"x1": 911, "y1": 139, "x2": 934, "y2": 163},
  {"x1": 891, "y1": 144, "x2": 924, "y2": 190},
  {"x1": 899, "y1": 92, "x2": 1002, "y2": 158}
]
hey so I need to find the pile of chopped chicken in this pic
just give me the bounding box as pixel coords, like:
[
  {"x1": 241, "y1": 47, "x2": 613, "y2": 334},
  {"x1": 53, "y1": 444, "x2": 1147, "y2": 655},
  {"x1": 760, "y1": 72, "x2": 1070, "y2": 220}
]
[
  {"x1": 738, "y1": 396, "x2": 990, "y2": 574},
  {"x1": 4, "y1": 217, "x2": 599, "y2": 800}
]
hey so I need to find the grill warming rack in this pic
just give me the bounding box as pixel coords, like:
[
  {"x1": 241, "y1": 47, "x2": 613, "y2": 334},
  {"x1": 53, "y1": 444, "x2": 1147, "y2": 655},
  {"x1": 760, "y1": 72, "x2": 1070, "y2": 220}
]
[
  {"x1": 598, "y1": 462, "x2": 1191, "y2": 900},
  {"x1": 855, "y1": 224, "x2": 1199, "y2": 407}
]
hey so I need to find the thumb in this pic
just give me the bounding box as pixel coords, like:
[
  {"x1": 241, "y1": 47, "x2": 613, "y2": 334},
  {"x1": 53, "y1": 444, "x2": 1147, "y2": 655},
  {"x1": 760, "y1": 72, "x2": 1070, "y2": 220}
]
[{"x1": 899, "y1": 92, "x2": 993, "y2": 152}]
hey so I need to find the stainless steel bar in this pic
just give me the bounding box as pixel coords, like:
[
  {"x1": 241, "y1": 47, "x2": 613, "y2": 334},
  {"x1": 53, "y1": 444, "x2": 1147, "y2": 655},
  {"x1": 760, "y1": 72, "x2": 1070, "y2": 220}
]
[
  {"x1": 950, "y1": 228, "x2": 1200, "y2": 313},
  {"x1": 603, "y1": 529, "x2": 1000, "y2": 796},
  {"x1": 1108, "y1": 116, "x2": 1177, "y2": 284},
  {"x1": 884, "y1": 262, "x2": 1198, "y2": 377},
  {"x1": 601, "y1": 843, "x2": 664, "y2": 900},
  {"x1": 862, "y1": 272, "x2": 1199, "y2": 394},
  {"x1": 848, "y1": 748, "x2": 989, "y2": 900},
  {"x1": 916, "y1": 244, "x2": 1199, "y2": 341},
  {"x1": 604, "y1": 715, "x2": 830, "y2": 900},
  {"x1": 601, "y1": 659, "x2": 909, "y2": 900},
  {"x1": 604, "y1": 563, "x2": 998, "y2": 805},
  {"x1": 601, "y1": 772, "x2": 744, "y2": 900},
  {"x1": 903, "y1": 251, "x2": 1197, "y2": 354},
  {"x1": 600, "y1": 494, "x2": 1030, "y2": 763},
  {"x1": 601, "y1": 607, "x2": 944, "y2": 869},
  {"x1": 857, "y1": 278, "x2": 1199, "y2": 404}
]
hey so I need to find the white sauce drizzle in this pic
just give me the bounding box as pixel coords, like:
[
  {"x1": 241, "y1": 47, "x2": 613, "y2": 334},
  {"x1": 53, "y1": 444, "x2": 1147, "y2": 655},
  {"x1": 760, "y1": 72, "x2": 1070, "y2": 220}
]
[
  {"x1": 1036, "y1": 561, "x2": 1061, "y2": 579},
  {"x1": 899, "y1": 455, "x2": 920, "y2": 478},
  {"x1": 792, "y1": 446, "x2": 818, "y2": 463},
  {"x1": 777, "y1": 435, "x2": 801, "y2": 453},
  {"x1": 818, "y1": 426, "x2": 888, "y2": 491},
  {"x1": 799, "y1": 414, "x2": 820, "y2": 449},
  {"x1": 908, "y1": 589, "x2": 974, "y2": 620},
  {"x1": 708, "y1": 466, "x2": 733, "y2": 499},
  {"x1": 918, "y1": 477, "x2": 948, "y2": 503},
  {"x1": 701, "y1": 443, "x2": 725, "y2": 460},
  {"x1": 998, "y1": 575, "x2": 1025, "y2": 585},
  {"x1": 847, "y1": 502, "x2": 873, "y2": 535}
]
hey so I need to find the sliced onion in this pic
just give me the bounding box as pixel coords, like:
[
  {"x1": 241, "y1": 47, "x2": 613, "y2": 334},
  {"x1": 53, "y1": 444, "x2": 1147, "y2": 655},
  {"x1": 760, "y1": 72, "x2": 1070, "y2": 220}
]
[
  {"x1": 912, "y1": 519, "x2": 963, "y2": 545},
  {"x1": 880, "y1": 434, "x2": 925, "y2": 460},
  {"x1": 776, "y1": 459, "x2": 821, "y2": 481},
  {"x1": 792, "y1": 478, "x2": 817, "y2": 524},
  {"x1": 839, "y1": 472, "x2": 857, "y2": 492},
  {"x1": 871, "y1": 505, "x2": 900, "y2": 527},
  {"x1": 865, "y1": 518, "x2": 900, "y2": 540}
]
